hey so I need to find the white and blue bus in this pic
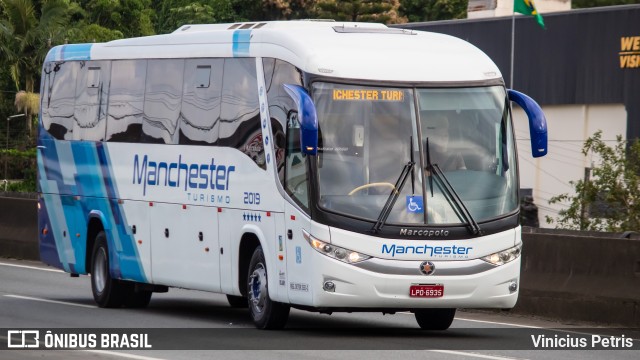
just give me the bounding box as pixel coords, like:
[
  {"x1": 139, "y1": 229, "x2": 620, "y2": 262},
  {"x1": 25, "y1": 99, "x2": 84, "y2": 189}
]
[{"x1": 38, "y1": 21, "x2": 547, "y2": 330}]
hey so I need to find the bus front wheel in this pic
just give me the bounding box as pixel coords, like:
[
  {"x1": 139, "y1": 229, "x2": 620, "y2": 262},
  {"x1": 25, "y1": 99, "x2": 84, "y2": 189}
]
[
  {"x1": 414, "y1": 308, "x2": 456, "y2": 330},
  {"x1": 91, "y1": 231, "x2": 127, "y2": 308},
  {"x1": 247, "y1": 246, "x2": 290, "y2": 329}
]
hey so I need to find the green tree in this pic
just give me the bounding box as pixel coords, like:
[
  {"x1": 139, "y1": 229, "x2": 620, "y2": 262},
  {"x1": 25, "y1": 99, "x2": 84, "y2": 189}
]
[
  {"x1": 63, "y1": 1, "x2": 124, "y2": 43},
  {"x1": 154, "y1": 0, "x2": 237, "y2": 34},
  {"x1": 230, "y1": 0, "x2": 315, "y2": 22},
  {"x1": 65, "y1": 23, "x2": 124, "y2": 43},
  {"x1": 80, "y1": 0, "x2": 155, "y2": 37},
  {"x1": 0, "y1": 0, "x2": 68, "y2": 92},
  {"x1": 315, "y1": 0, "x2": 393, "y2": 22},
  {"x1": 398, "y1": 0, "x2": 467, "y2": 23},
  {"x1": 0, "y1": 0, "x2": 68, "y2": 135},
  {"x1": 547, "y1": 131, "x2": 640, "y2": 232}
]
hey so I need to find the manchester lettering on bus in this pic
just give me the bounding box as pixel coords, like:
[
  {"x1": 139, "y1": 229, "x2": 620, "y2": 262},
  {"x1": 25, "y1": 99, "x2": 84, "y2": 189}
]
[{"x1": 132, "y1": 154, "x2": 235, "y2": 195}]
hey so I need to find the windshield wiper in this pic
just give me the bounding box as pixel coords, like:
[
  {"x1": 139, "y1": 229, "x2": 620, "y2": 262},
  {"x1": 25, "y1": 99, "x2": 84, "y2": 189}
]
[
  {"x1": 425, "y1": 138, "x2": 481, "y2": 235},
  {"x1": 372, "y1": 160, "x2": 414, "y2": 233}
]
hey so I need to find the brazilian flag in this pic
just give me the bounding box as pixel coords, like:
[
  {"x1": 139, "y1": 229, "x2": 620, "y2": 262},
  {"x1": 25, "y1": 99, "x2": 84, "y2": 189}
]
[{"x1": 514, "y1": 0, "x2": 545, "y2": 28}]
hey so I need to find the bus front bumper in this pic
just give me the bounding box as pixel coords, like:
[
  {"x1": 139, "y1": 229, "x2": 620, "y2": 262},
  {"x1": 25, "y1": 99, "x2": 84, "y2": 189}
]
[{"x1": 304, "y1": 254, "x2": 520, "y2": 310}]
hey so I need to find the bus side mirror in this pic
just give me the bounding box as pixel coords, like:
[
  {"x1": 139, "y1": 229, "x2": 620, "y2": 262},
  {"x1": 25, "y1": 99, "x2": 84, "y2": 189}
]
[
  {"x1": 508, "y1": 89, "x2": 547, "y2": 158},
  {"x1": 283, "y1": 84, "x2": 318, "y2": 155}
]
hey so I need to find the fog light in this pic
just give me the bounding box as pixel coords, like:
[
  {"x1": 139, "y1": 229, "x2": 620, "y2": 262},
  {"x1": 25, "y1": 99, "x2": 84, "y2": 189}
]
[
  {"x1": 323, "y1": 281, "x2": 335, "y2": 292},
  {"x1": 508, "y1": 281, "x2": 518, "y2": 293}
]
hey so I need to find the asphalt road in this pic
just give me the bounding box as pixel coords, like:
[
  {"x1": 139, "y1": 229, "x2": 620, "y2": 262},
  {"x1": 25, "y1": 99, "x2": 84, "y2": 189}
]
[{"x1": 0, "y1": 258, "x2": 637, "y2": 360}]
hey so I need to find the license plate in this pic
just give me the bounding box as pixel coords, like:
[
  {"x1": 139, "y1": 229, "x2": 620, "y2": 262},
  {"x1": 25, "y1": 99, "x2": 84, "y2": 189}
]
[{"x1": 409, "y1": 284, "x2": 444, "y2": 298}]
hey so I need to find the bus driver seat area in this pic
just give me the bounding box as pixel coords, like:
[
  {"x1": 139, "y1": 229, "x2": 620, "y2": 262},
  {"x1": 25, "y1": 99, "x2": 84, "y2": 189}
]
[
  {"x1": 366, "y1": 114, "x2": 411, "y2": 192},
  {"x1": 317, "y1": 114, "x2": 365, "y2": 197}
]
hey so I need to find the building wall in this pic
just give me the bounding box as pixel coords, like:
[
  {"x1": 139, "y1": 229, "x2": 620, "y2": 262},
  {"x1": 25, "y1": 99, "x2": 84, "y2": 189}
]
[{"x1": 514, "y1": 104, "x2": 627, "y2": 227}]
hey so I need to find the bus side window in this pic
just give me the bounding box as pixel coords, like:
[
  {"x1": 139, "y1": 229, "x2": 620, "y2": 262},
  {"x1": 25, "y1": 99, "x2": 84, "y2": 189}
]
[
  {"x1": 180, "y1": 59, "x2": 223, "y2": 145},
  {"x1": 106, "y1": 60, "x2": 147, "y2": 142},
  {"x1": 263, "y1": 58, "x2": 304, "y2": 185},
  {"x1": 218, "y1": 58, "x2": 263, "y2": 169},
  {"x1": 73, "y1": 61, "x2": 110, "y2": 141},
  {"x1": 42, "y1": 61, "x2": 78, "y2": 140},
  {"x1": 142, "y1": 59, "x2": 184, "y2": 144}
]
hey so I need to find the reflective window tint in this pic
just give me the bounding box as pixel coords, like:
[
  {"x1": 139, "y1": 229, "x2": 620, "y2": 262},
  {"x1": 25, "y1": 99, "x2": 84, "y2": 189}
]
[
  {"x1": 42, "y1": 61, "x2": 78, "y2": 140},
  {"x1": 263, "y1": 58, "x2": 303, "y2": 185},
  {"x1": 218, "y1": 58, "x2": 263, "y2": 169},
  {"x1": 195, "y1": 66, "x2": 211, "y2": 88},
  {"x1": 180, "y1": 59, "x2": 223, "y2": 145},
  {"x1": 285, "y1": 112, "x2": 309, "y2": 211},
  {"x1": 73, "y1": 61, "x2": 110, "y2": 141},
  {"x1": 87, "y1": 67, "x2": 100, "y2": 88},
  {"x1": 142, "y1": 59, "x2": 184, "y2": 144},
  {"x1": 106, "y1": 60, "x2": 147, "y2": 142}
]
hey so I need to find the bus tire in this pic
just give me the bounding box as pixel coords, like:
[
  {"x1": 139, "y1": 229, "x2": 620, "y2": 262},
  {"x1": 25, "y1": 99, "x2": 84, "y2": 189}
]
[
  {"x1": 123, "y1": 284, "x2": 152, "y2": 308},
  {"x1": 91, "y1": 231, "x2": 127, "y2": 308},
  {"x1": 414, "y1": 308, "x2": 456, "y2": 330},
  {"x1": 247, "y1": 246, "x2": 290, "y2": 329},
  {"x1": 226, "y1": 294, "x2": 248, "y2": 308}
]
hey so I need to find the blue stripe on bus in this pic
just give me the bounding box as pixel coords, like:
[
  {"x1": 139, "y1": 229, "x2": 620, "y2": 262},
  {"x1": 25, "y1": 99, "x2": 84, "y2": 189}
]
[
  {"x1": 232, "y1": 29, "x2": 252, "y2": 57},
  {"x1": 60, "y1": 44, "x2": 93, "y2": 60},
  {"x1": 45, "y1": 44, "x2": 93, "y2": 62},
  {"x1": 38, "y1": 197, "x2": 63, "y2": 270},
  {"x1": 37, "y1": 129, "x2": 147, "y2": 282},
  {"x1": 96, "y1": 144, "x2": 147, "y2": 283}
]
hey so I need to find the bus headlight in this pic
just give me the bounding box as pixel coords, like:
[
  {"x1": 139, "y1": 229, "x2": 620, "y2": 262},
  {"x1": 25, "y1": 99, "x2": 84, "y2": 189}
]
[
  {"x1": 303, "y1": 230, "x2": 371, "y2": 264},
  {"x1": 481, "y1": 243, "x2": 522, "y2": 266}
]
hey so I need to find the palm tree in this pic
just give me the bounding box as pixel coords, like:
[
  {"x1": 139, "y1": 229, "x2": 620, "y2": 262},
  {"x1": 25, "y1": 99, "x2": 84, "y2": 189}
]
[
  {"x1": 0, "y1": 0, "x2": 68, "y2": 134},
  {"x1": 14, "y1": 90, "x2": 40, "y2": 137}
]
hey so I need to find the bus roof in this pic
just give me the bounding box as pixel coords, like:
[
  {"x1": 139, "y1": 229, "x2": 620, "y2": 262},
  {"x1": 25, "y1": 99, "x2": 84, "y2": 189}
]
[{"x1": 44, "y1": 21, "x2": 502, "y2": 83}]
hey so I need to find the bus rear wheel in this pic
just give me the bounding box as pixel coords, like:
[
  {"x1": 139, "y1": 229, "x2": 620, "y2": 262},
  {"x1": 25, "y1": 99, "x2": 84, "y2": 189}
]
[
  {"x1": 91, "y1": 231, "x2": 127, "y2": 308},
  {"x1": 247, "y1": 246, "x2": 290, "y2": 329},
  {"x1": 414, "y1": 308, "x2": 456, "y2": 330}
]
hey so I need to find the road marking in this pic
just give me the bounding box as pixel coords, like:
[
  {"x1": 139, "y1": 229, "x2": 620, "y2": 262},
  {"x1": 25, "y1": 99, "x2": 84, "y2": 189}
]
[
  {"x1": 455, "y1": 317, "x2": 541, "y2": 329},
  {"x1": 399, "y1": 312, "x2": 540, "y2": 329},
  {"x1": 429, "y1": 350, "x2": 527, "y2": 360},
  {"x1": 84, "y1": 350, "x2": 167, "y2": 360},
  {"x1": 404, "y1": 312, "x2": 640, "y2": 341},
  {"x1": 0, "y1": 261, "x2": 64, "y2": 273},
  {"x1": 4, "y1": 294, "x2": 97, "y2": 309}
]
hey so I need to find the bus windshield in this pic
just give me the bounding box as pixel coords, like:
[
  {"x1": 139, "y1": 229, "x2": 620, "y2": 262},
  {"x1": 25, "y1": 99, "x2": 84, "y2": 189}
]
[{"x1": 313, "y1": 82, "x2": 518, "y2": 226}]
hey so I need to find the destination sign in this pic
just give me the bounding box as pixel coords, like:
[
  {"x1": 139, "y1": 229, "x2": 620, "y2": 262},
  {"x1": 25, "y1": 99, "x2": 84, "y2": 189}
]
[{"x1": 332, "y1": 89, "x2": 405, "y2": 101}]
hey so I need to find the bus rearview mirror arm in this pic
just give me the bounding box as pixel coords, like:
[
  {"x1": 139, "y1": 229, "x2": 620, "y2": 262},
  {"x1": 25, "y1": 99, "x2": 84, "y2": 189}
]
[
  {"x1": 508, "y1": 89, "x2": 548, "y2": 158},
  {"x1": 283, "y1": 84, "x2": 318, "y2": 155}
]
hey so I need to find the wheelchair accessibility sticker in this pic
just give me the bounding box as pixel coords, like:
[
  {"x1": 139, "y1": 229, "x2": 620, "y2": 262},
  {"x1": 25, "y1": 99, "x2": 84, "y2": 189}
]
[{"x1": 406, "y1": 196, "x2": 423, "y2": 214}]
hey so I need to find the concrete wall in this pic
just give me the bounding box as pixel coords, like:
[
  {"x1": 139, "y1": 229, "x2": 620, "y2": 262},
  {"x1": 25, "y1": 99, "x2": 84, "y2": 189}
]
[
  {"x1": 515, "y1": 228, "x2": 640, "y2": 326},
  {"x1": 0, "y1": 194, "x2": 38, "y2": 260},
  {"x1": 1, "y1": 196, "x2": 638, "y2": 326}
]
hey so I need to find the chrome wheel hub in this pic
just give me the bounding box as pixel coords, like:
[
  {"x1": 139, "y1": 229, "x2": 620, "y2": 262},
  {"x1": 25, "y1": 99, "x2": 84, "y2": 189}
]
[
  {"x1": 248, "y1": 263, "x2": 267, "y2": 314},
  {"x1": 94, "y1": 247, "x2": 107, "y2": 293}
]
